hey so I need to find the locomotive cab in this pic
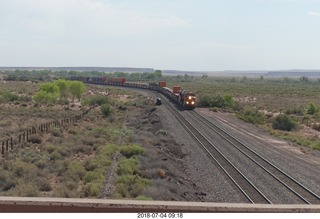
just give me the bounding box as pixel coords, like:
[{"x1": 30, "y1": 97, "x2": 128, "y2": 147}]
[{"x1": 179, "y1": 91, "x2": 196, "y2": 109}]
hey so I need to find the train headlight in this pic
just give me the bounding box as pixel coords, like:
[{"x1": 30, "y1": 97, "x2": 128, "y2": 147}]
[
  {"x1": 192, "y1": 101, "x2": 195, "y2": 105},
  {"x1": 186, "y1": 101, "x2": 189, "y2": 104},
  {"x1": 188, "y1": 96, "x2": 192, "y2": 100}
]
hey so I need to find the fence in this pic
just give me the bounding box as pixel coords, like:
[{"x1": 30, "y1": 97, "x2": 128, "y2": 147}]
[{"x1": 1, "y1": 107, "x2": 93, "y2": 157}]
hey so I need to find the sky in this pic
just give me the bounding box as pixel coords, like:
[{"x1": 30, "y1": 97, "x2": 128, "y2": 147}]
[{"x1": 1, "y1": 0, "x2": 320, "y2": 71}]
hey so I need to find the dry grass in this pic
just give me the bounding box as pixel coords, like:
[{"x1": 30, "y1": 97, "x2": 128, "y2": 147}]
[{"x1": 0, "y1": 81, "x2": 146, "y2": 198}]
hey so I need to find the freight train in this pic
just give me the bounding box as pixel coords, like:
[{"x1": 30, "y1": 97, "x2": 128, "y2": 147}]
[{"x1": 70, "y1": 76, "x2": 196, "y2": 109}]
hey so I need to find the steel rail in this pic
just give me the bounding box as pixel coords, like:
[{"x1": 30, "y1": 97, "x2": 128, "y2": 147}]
[
  {"x1": 191, "y1": 110, "x2": 320, "y2": 205},
  {"x1": 159, "y1": 94, "x2": 271, "y2": 204}
]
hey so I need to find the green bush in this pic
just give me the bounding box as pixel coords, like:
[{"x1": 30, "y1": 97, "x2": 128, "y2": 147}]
[
  {"x1": 89, "y1": 95, "x2": 110, "y2": 106},
  {"x1": 84, "y1": 158, "x2": 99, "y2": 171},
  {"x1": 115, "y1": 175, "x2": 150, "y2": 198},
  {"x1": 272, "y1": 114, "x2": 297, "y2": 131},
  {"x1": 67, "y1": 161, "x2": 86, "y2": 180},
  {"x1": 117, "y1": 158, "x2": 139, "y2": 175},
  {"x1": 238, "y1": 109, "x2": 265, "y2": 125},
  {"x1": 119, "y1": 145, "x2": 145, "y2": 158},
  {"x1": 136, "y1": 195, "x2": 153, "y2": 200},
  {"x1": 101, "y1": 104, "x2": 112, "y2": 117},
  {"x1": 0, "y1": 91, "x2": 19, "y2": 102},
  {"x1": 198, "y1": 95, "x2": 225, "y2": 108},
  {"x1": 83, "y1": 183, "x2": 101, "y2": 197},
  {"x1": 285, "y1": 107, "x2": 303, "y2": 115},
  {"x1": 83, "y1": 171, "x2": 104, "y2": 183},
  {"x1": 307, "y1": 103, "x2": 318, "y2": 115}
]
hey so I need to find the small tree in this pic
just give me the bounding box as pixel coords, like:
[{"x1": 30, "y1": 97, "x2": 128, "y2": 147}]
[
  {"x1": 33, "y1": 83, "x2": 60, "y2": 104},
  {"x1": 54, "y1": 79, "x2": 69, "y2": 99},
  {"x1": 272, "y1": 114, "x2": 297, "y2": 131},
  {"x1": 224, "y1": 95, "x2": 234, "y2": 108},
  {"x1": 69, "y1": 81, "x2": 86, "y2": 101},
  {"x1": 307, "y1": 103, "x2": 317, "y2": 115}
]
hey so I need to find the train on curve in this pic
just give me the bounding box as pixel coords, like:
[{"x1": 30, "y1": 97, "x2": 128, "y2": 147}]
[{"x1": 71, "y1": 76, "x2": 196, "y2": 110}]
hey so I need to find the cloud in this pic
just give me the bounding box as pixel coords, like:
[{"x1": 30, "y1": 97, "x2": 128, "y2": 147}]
[
  {"x1": 0, "y1": 0, "x2": 188, "y2": 39},
  {"x1": 308, "y1": 11, "x2": 320, "y2": 17}
]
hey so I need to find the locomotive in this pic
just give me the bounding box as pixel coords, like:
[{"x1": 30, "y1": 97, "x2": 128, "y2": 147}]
[{"x1": 70, "y1": 76, "x2": 196, "y2": 110}]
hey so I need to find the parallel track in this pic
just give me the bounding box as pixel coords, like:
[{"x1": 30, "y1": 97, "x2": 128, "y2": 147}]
[
  {"x1": 159, "y1": 94, "x2": 271, "y2": 204},
  {"x1": 85, "y1": 81, "x2": 320, "y2": 205},
  {"x1": 189, "y1": 110, "x2": 320, "y2": 205}
]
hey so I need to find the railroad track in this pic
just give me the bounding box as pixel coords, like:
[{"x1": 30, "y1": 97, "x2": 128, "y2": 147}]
[
  {"x1": 188, "y1": 110, "x2": 320, "y2": 205},
  {"x1": 158, "y1": 94, "x2": 271, "y2": 204}
]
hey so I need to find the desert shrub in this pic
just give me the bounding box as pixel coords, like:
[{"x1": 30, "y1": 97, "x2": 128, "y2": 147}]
[
  {"x1": 117, "y1": 158, "x2": 139, "y2": 175},
  {"x1": 98, "y1": 144, "x2": 118, "y2": 157},
  {"x1": 312, "y1": 123, "x2": 320, "y2": 132},
  {"x1": 54, "y1": 160, "x2": 69, "y2": 176},
  {"x1": 0, "y1": 91, "x2": 19, "y2": 102},
  {"x1": 36, "y1": 177, "x2": 52, "y2": 192},
  {"x1": 89, "y1": 95, "x2": 110, "y2": 106},
  {"x1": 83, "y1": 171, "x2": 104, "y2": 183},
  {"x1": 84, "y1": 158, "x2": 99, "y2": 171},
  {"x1": 115, "y1": 175, "x2": 150, "y2": 198},
  {"x1": 238, "y1": 108, "x2": 265, "y2": 125},
  {"x1": 307, "y1": 103, "x2": 318, "y2": 115},
  {"x1": 65, "y1": 180, "x2": 78, "y2": 191},
  {"x1": 119, "y1": 145, "x2": 145, "y2": 158},
  {"x1": 67, "y1": 161, "x2": 86, "y2": 180},
  {"x1": 0, "y1": 172, "x2": 16, "y2": 192},
  {"x1": 28, "y1": 134, "x2": 43, "y2": 144},
  {"x1": 55, "y1": 185, "x2": 78, "y2": 198},
  {"x1": 136, "y1": 195, "x2": 153, "y2": 200},
  {"x1": 101, "y1": 104, "x2": 112, "y2": 117},
  {"x1": 12, "y1": 161, "x2": 37, "y2": 178},
  {"x1": 156, "y1": 129, "x2": 167, "y2": 136},
  {"x1": 9, "y1": 183, "x2": 39, "y2": 197},
  {"x1": 83, "y1": 182, "x2": 101, "y2": 197},
  {"x1": 49, "y1": 151, "x2": 62, "y2": 161},
  {"x1": 150, "y1": 107, "x2": 157, "y2": 112},
  {"x1": 118, "y1": 105, "x2": 127, "y2": 111},
  {"x1": 141, "y1": 179, "x2": 177, "y2": 201},
  {"x1": 272, "y1": 114, "x2": 297, "y2": 131},
  {"x1": 51, "y1": 128, "x2": 62, "y2": 137},
  {"x1": 224, "y1": 94, "x2": 234, "y2": 108},
  {"x1": 285, "y1": 107, "x2": 303, "y2": 115},
  {"x1": 20, "y1": 150, "x2": 45, "y2": 163},
  {"x1": 198, "y1": 95, "x2": 225, "y2": 108}
]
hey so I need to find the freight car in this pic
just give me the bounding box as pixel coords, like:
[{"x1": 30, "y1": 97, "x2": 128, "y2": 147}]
[{"x1": 70, "y1": 76, "x2": 196, "y2": 109}]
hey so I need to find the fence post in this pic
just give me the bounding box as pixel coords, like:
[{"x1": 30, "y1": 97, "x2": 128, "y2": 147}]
[
  {"x1": 10, "y1": 137, "x2": 13, "y2": 149},
  {"x1": 6, "y1": 140, "x2": 9, "y2": 151},
  {"x1": 1, "y1": 142, "x2": 4, "y2": 156}
]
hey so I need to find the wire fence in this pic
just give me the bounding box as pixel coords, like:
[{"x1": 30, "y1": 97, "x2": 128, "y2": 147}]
[{"x1": 1, "y1": 107, "x2": 93, "y2": 157}]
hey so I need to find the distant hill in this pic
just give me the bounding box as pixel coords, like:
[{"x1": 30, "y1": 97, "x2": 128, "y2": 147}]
[
  {"x1": 266, "y1": 70, "x2": 320, "y2": 77},
  {"x1": 0, "y1": 67, "x2": 155, "y2": 73},
  {"x1": 163, "y1": 70, "x2": 267, "y2": 77}
]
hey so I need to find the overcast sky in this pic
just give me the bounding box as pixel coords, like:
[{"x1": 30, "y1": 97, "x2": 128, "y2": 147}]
[{"x1": 1, "y1": 0, "x2": 320, "y2": 71}]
